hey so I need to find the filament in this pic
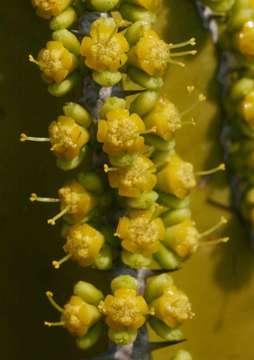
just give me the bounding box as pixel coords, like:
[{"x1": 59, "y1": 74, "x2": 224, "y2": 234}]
[
  {"x1": 44, "y1": 321, "x2": 64, "y2": 327},
  {"x1": 170, "y1": 50, "x2": 197, "y2": 57},
  {"x1": 52, "y1": 254, "x2": 71, "y2": 269},
  {"x1": 141, "y1": 127, "x2": 157, "y2": 135},
  {"x1": 168, "y1": 37, "x2": 196, "y2": 49},
  {"x1": 182, "y1": 118, "x2": 196, "y2": 126},
  {"x1": 30, "y1": 193, "x2": 60, "y2": 203},
  {"x1": 20, "y1": 133, "x2": 50, "y2": 142},
  {"x1": 46, "y1": 291, "x2": 64, "y2": 313},
  {"x1": 180, "y1": 94, "x2": 206, "y2": 118},
  {"x1": 196, "y1": 163, "x2": 225, "y2": 176},
  {"x1": 47, "y1": 205, "x2": 71, "y2": 225},
  {"x1": 167, "y1": 58, "x2": 185, "y2": 67},
  {"x1": 28, "y1": 54, "x2": 44, "y2": 68},
  {"x1": 200, "y1": 237, "x2": 229, "y2": 246},
  {"x1": 199, "y1": 216, "x2": 228, "y2": 238}
]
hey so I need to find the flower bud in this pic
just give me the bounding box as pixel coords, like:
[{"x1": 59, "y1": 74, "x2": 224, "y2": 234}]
[
  {"x1": 58, "y1": 181, "x2": 96, "y2": 223},
  {"x1": 49, "y1": 115, "x2": 89, "y2": 160},
  {"x1": 144, "y1": 98, "x2": 181, "y2": 141},
  {"x1": 32, "y1": 0, "x2": 72, "y2": 19},
  {"x1": 64, "y1": 224, "x2": 104, "y2": 266},
  {"x1": 164, "y1": 220, "x2": 199, "y2": 258},
  {"x1": 31, "y1": 40, "x2": 77, "y2": 83},
  {"x1": 156, "y1": 154, "x2": 196, "y2": 199},
  {"x1": 61, "y1": 295, "x2": 100, "y2": 336},
  {"x1": 128, "y1": 29, "x2": 169, "y2": 76},
  {"x1": 151, "y1": 285, "x2": 194, "y2": 328}
]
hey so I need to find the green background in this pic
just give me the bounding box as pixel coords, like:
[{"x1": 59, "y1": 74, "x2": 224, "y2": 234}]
[{"x1": 3, "y1": 0, "x2": 254, "y2": 359}]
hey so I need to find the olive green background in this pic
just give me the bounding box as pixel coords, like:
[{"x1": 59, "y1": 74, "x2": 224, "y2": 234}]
[{"x1": 3, "y1": 0, "x2": 254, "y2": 359}]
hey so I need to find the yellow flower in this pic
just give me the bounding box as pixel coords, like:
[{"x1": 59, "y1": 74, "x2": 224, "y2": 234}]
[
  {"x1": 128, "y1": 29, "x2": 169, "y2": 76},
  {"x1": 49, "y1": 115, "x2": 90, "y2": 160},
  {"x1": 58, "y1": 181, "x2": 96, "y2": 223},
  {"x1": 80, "y1": 18, "x2": 129, "y2": 72},
  {"x1": 97, "y1": 109, "x2": 146, "y2": 156},
  {"x1": 156, "y1": 154, "x2": 196, "y2": 199},
  {"x1": 61, "y1": 295, "x2": 100, "y2": 336},
  {"x1": 241, "y1": 90, "x2": 254, "y2": 127},
  {"x1": 236, "y1": 21, "x2": 254, "y2": 58},
  {"x1": 117, "y1": 211, "x2": 165, "y2": 256},
  {"x1": 165, "y1": 220, "x2": 199, "y2": 258},
  {"x1": 64, "y1": 224, "x2": 104, "y2": 266},
  {"x1": 107, "y1": 155, "x2": 157, "y2": 197},
  {"x1": 144, "y1": 98, "x2": 181, "y2": 141},
  {"x1": 131, "y1": 0, "x2": 161, "y2": 11},
  {"x1": 151, "y1": 285, "x2": 193, "y2": 328},
  {"x1": 31, "y1": 0, "x2": 72, "y2": 19},
  {"x1": 31, "y1": 41, "x2": 77, "y2": 83},
  {"x1": 99, "y1": 288, "x2": 148, "y2": 330}
]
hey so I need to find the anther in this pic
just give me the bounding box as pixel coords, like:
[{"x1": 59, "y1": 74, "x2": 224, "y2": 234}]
[
  {"x1": 52, "y1": 254, "x2": 71, "y2": 269},
  {"x1": 47, "y1": 205, "x2": 71, "y2": 226},
  {"x1": 104, "y1": 164, "x2": 118, "y2": 173}
]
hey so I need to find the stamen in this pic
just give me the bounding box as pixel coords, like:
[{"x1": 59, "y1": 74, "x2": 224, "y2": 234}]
[
  {"x1": 167, "y1": 58, "x2": 185, "y2": 67},
  {"x1": 20, "y1": 133, "x2": 50, "y2": 142},
  {"x1": 28, "y1": 54, "x2": 44, "y2": 68},
  {"x1": 199, "y1": 216, "x2": 228, "y2": 238},
  {"x1": 141, "y1": 127, "x2": 157, "y2": 135},
  {"x1": 180, "y1": 93, "x2": 206, "y2": 118},
  {"x1": 196, "y1": 163, "x2": 225, "y2": 176},
  {"x1": 46, "y1": 291, "x2": 64, "y2": 313},
  {"x1": 170, "y1": 50, "x2": 197, "y2": 57},
  {"x1": 104, "y1": 164, "x2": 118, "y2": 173},
  {"x1": 114, "y1": 232, "x2": 120, "y2": 237},
  {"x1": 47, "y1": 205, "x2": 71, "y2": 226},
  {"x1": 200, "y1": 237, "x2": 229, "y2": 246},
  {"x1": 44, "y1": 321, "x2": 64, "y2": 327},
  {"x1": 182, "y1": 118, "x2": 196, "y2": 126},
  {"x1": 52, "y1": 254, "x2": 71, "y2": 269},
  {"x1": 30, "y1": 193, "x2": 60, "y2": 203},
  {"x1": 168, "y1": 37, "x2": 196, "y2": 49}
]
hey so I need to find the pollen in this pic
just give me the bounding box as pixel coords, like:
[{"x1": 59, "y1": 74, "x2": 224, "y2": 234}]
[
  {"x1": 97, "y1": 109, "x2": 146, "y2": 156},
  {"x1": 99, "y1": 288, "x2": 148, "y2": 330},
  {"x1": 107, "y1": 155, "x2": 157, "y2": 197},
  {"x1": 151, "y1": 284, "x2": 194, "y2": 328},
  {"x1": 63, "y1": 224, "x2": 104, "y2": 267},
  {"x1": 49, "y1": 116, "x2": 89, "y2": 160},
  {"x1": 117, "y1": 213, "x2": 165, "y2": 256},
  {"x1": 80, "y1": 18, "x2": 129, "y2": 72},
  {"x1": 31, "y1": 41, "x2": 77, "y2": 83}
]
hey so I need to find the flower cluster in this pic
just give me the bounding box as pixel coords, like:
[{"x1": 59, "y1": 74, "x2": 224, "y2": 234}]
[
  {"x1": 26, "y1": 0, "x2": 226, "y2": 355},
  {"x1": 45, "y1": 274, "x2": 192, "y2": 347}
]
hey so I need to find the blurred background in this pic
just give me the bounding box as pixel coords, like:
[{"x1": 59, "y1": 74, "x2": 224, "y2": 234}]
[{"x1": 3, "y1": 0, "x2": 254, "y2": 359}]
